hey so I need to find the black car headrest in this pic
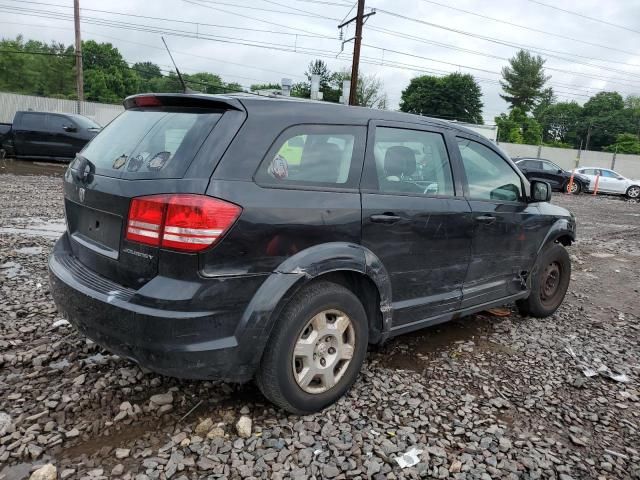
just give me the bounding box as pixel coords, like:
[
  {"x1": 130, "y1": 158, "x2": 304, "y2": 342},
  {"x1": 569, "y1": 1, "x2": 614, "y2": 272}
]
[{"x1": 384, "y1": 146, "x2": 416, "y2": 178}]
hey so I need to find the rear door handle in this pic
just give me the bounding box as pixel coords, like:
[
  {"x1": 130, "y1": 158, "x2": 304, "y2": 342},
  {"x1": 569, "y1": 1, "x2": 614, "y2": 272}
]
[
  {"x1": 370, "y1": 214, "x2": 402, "y2": 224},
  {"x1": 475, "y1": 214, "x2": 497, "y2": 224}
]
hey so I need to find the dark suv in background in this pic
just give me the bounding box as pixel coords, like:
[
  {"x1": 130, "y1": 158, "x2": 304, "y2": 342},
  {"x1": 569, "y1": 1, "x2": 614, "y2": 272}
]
[
  {"x1": 49, "y1": 94, "x2": 575, "y2": 413},
  {"x1": 515, "y1": 157, "x2": 590, "y2": 194}
]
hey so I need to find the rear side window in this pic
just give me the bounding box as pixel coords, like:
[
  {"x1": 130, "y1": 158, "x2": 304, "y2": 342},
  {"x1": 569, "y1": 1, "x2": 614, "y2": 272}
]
[
  {"x1": 255, "y1": 125, "x2": 366, "y2": 189},
  {"x1": 20, "y1": 113, "x2": 47, "y2": 130},
  {"x1": 520, "y1": 160, "x2": 541, "y2": 170},
  {"x1": 457, "y1": 137, "x2": 523, "y2": 202},
  {"x1": 78, "y1": 108, "x2": 222, "y2": 179}
]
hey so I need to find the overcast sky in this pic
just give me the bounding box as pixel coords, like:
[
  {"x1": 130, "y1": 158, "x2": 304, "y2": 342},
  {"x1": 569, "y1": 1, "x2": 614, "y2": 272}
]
[{"x1": 3, "y1": 0, "x2": 640, "y2": 123}]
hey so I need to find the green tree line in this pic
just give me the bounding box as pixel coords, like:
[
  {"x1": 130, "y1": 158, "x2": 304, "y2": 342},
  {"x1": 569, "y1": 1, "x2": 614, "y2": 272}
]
[
  {"x1": 495, "y1": 50, "x2": 640, "y2": 154},
  {"x1": 0, "y1": 36, "x2": 244, "y2": 103}
]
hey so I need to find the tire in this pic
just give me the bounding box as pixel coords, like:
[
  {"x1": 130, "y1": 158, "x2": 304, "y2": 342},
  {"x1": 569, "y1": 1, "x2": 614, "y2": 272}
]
[
  {"x1": 626, "y1": 185, "x2": 640, "y2": 199},
  {"x1": 517, "y1": 243, "x2": 571, "y2": 318},
  {"x1": 256, "y1": 281, "x2": 369, "y2": 414},
  {"x1": 566, "y1": 181, "x2": 581, "y2": 195}
]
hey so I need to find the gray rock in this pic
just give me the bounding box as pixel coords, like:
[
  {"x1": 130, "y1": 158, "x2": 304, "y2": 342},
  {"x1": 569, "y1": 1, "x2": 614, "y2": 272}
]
[
  {"x1": 0, "y1": 412, "x2": 12, "y2": 436},
  {"x1": 29, "y1": 464, "x2": 57, "y2": 480},
  {"x1": 150, "y1": 391, "x2": 173, "y2": 406},
  {"x1": 323, "y1": 464, "x2": 340, "y2": 478},
  {"x1": 195, "y1": 418, "x2": 213, "y2": 436},
  {"x1": 236, "y1": 415, "x2": 252, "y2": 438}
]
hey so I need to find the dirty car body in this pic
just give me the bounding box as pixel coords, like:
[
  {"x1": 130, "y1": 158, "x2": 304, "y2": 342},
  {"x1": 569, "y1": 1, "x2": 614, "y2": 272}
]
[{"x1": 48, "y1": 93, "x2": 576, "y2": 391}]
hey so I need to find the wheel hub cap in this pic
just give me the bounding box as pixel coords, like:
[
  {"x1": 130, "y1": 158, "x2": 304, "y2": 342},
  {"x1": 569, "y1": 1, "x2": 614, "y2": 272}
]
[
  {"x1": 292, "y1": 309, "x2": 355, "y2": 394},
  {"x1": 540, "y1": 262, "x2": 561, "y2": 303}
]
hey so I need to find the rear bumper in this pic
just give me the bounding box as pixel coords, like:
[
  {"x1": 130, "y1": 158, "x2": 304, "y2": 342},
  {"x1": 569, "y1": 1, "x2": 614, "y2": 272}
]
[{"x1": 48, "y1": 234, "x2": 267, "y2": 382}]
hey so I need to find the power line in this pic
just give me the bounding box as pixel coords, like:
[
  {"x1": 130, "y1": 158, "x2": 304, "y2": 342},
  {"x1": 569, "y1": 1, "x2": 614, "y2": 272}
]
[
  {"x1": 181, "y1": 0, "x2": 335, "y2": 37},
  {"x1": 365, "y1": 25, "x2": 640, "y2": 82},
  {"x1": 295, "y1": 0, "x2": 352, "y2": 7},
  {"x1": 414, "y1": 0, "x2": 640, "y2": 58},
  {"x1": 182, "y1": 0, "x2": 339, "y2": 20},
  {"x1": 526, "y1": 0, "x2": 640, "y2": 36},
  {"x1": 2, "y1": 0, "x2": 333, "y2": 39},
  {"x1": 260, "y1": 0, "x2": 340, "y2": 21},
  {"x1": 3, "y1": 1, "x2": 637, "y2": 104},
  {"x1": 371, "y1": 8, "x2": 640, "y2": 89}
]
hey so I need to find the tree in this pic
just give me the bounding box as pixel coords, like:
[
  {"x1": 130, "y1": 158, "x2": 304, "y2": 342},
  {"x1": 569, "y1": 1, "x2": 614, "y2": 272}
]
[
  {"x1": 578, "y1": 92, "x2": 632, "y2": 150},
  {"x1": 400, "y1": 73, "x2": 483, "y2": 123},
  {"x1": 500, "y1": 50, "x2": 549, "y2": 112},
  {"x1": 495, "y1": 107, "x2": 542, "y2": 144},
  {"x1": 537, "y1": 101, "x2": 582, "y2": 145},
  {"x1": 582, "y1": 91, "x2": 624, "y2": 118},
  {"x1": 250, "y1": 83, "x2": 281, "y2": 91},
  {"x1": 82, "y1": 40, "x2": 140, "y2": 102},
  {"x1": 603, "y1": 133, "x2": 640, "y2": 154},
  {"x1": 533, "y1": 87, "x2": 556, "y2": 120}
]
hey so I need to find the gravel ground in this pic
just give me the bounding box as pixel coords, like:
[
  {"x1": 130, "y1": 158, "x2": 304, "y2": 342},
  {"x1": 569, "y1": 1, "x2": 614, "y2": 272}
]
[{"x1": 1, "y1": 160, "x2": 639, "y2": 480}]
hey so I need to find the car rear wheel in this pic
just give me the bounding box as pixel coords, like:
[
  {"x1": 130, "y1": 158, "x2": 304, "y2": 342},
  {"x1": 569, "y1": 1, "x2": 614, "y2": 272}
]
[
  {"x1": 626, "y1": 185, "x2": 640, "y2": 199},
  {"x1": 256, "y1": 281, "x2": 368, "y2": 414},
  {"x1": 517, "y1": 243, "x2": 571, "y2": 318},
  {"x1": 566, "y1": 181, "x2": 581, "y2": 194}
]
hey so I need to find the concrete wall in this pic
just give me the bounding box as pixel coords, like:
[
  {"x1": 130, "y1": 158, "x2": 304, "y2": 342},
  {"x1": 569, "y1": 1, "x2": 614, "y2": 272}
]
[
  {"x1": 0, "y1": 92, "x2": 123, "y2": 127},
  {"x1": 498, "y1": 142, "x2": 640, "y2": 179}
]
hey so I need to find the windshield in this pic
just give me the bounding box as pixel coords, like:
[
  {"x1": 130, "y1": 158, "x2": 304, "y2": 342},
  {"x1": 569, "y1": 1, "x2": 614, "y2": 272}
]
[
  {"x1": 79, "y1": 108, "x2": 222, "y2": 179},
  {"x1": 71, "y1": 115, "x2": 101, "y2": 129}
]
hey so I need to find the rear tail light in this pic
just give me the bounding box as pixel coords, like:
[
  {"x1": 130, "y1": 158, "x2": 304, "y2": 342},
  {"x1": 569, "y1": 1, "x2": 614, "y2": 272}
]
[{"x1": 126, "y1": 194, "x2": 241, "y2": 252}]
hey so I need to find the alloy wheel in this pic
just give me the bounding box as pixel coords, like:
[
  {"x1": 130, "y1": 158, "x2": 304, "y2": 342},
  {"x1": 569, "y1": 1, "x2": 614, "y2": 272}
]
[
  {"x1": 292, "y1": 309, "x2": 355, "y2": 394},
  {"x1": 628, "y1": 186, "x2": 640, "y2": 198}
]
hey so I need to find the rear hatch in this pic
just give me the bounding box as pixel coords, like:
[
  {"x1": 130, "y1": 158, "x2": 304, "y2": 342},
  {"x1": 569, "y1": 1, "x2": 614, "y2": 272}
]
[{"x1": 63, "y1": 94, "x2": 246, "y2": 288}]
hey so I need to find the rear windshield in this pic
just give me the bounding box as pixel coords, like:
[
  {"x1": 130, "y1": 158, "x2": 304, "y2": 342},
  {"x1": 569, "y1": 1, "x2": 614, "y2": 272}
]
[{"x1": 79, "y1": 108, "x2": 222, "y2": 179}]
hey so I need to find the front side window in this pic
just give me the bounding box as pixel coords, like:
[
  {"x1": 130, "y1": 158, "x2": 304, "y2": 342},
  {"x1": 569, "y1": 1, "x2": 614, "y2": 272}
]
[
  {"x1": 256, "y1": 125, "x2": 365, "y2": 188},
  {"x1": 457, "y1": 138, "x2": 523, "y2": 202},
  {"x1": 47, "y1": 115, "x2": 73, "y2": 132},
  {"x1": 541, "y1": 161, "x2": 561, "y2": 172},
  {"x1": 372, "y1": 127, "x2": 454, "y2": 196}
]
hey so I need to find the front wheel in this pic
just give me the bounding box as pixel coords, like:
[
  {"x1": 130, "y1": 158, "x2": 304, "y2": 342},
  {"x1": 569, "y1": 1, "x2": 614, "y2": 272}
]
[
  {"x1": 517, "y1": 243, "x2": 571, "y2": 318},
  {"x1": 566, "y1": 181, "x2": 581, "y2": 194},
  {"x1": 256, "y1": 281, "x2": 369, "y2": 414},
  {"x1": 626, "y1": 185, "x2": 640, "y2": 199}
]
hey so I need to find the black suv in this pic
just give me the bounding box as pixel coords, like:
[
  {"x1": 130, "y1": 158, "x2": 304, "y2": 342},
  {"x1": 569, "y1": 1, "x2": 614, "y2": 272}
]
[
  {"x1": 515, "y1": 157, "x2": 590, "y2": 194},
  {"x1": 49, "y1": 94, "x2": 576, "y2": 413}
]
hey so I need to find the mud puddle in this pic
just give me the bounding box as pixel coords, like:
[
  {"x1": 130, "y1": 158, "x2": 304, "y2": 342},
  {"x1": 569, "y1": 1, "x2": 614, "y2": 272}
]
[
  {"x1": 0, "y1": 219, "x2": 65, "y2": 239},
  {"x1": 0, "y1": 159, "x2": 66, "y2": 176},
  {"x1": 376, "y1": 315, "x2": 512, "y2": 372},
  {"x1": 59, "y1": 421, "x2": 165, "y2": 461}
]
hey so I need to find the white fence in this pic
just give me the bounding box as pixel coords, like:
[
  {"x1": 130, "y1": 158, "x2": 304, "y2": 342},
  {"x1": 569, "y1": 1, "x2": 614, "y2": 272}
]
[
  {"x1": 498, "y1": 142, "x2": 640, "y2": 179},
  {"x1": 0, "y1": 92, "x2": 123, "y2": 127}
]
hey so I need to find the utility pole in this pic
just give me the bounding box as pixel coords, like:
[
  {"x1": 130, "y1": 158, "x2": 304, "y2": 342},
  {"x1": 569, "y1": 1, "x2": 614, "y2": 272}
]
[
  {"x1": 74, "y1": 0, "x2": 83, "y2": 114},
  {"x1": 584, "y1": 120, "x2": 593, "y2": 152},
  {"x1": 338, "y1": 0, "x2": 374, "y2": 106}
]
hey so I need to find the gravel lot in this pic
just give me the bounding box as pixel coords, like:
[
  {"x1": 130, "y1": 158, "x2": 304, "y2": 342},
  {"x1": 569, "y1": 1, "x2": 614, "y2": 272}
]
[{"x1": 1, "y1": 160, "x2": 639, "y2": 480}]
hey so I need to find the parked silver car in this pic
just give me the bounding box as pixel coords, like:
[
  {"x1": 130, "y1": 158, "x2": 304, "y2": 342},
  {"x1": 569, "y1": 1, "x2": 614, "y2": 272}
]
[{"x1": 575, "y1": 167, "x2": 640, "y2": 199}]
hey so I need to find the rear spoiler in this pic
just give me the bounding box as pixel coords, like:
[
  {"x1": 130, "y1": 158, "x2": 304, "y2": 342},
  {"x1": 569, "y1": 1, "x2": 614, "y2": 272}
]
[{"x1": 123, "y1": 93, "x2": 245, "y2": 111}]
